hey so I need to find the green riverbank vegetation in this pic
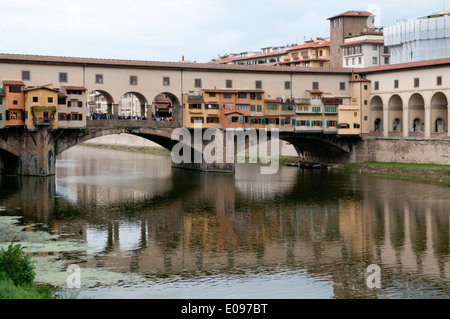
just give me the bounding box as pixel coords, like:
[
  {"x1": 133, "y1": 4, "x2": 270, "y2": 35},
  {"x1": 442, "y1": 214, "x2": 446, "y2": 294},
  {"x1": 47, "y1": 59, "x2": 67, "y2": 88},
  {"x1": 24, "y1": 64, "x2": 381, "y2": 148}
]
[
  {"x1": 0, "y1": 242, "x2": 54, "y2": 299},
  {"x1": 346, "y1": 162, "x2": 450, "y2": 183}
]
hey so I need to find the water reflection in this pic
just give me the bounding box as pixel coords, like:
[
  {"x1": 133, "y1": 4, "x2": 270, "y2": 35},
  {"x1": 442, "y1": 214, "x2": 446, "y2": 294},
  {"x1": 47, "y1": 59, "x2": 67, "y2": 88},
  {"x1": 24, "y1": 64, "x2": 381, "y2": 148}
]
[{"x1": 0, "y1": 146, "x2": 449, "y2": 299}]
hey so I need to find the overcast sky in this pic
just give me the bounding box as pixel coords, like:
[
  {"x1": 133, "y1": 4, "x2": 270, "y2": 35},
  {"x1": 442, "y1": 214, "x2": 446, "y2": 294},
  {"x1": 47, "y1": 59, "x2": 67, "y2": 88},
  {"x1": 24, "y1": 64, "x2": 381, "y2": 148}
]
[{"x1": 0, "y1": 0, "x2": 447, "y2": 63}]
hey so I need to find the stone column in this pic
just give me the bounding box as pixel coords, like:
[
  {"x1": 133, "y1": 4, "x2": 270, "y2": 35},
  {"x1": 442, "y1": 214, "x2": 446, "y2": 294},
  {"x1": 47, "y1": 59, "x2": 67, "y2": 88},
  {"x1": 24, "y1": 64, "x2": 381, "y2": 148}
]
[
  {"x1": 107, "y1": 103, "x2": 113, "y2": 116},
  {"x1": 113, "y1": 104, "x2": 119, "y2": 121},
  {"x1": 383, "y1": 106, "x2": 389, "y2": 138},
  {"x1": 424, "y1": 105, "x2": 431, "y2": 138},
  {"x1": 403, "y1": 106, "x2": 409, "y2": 138},
  {"x1": 140, "y1": 104, "x2": 146, "y2": 118}
]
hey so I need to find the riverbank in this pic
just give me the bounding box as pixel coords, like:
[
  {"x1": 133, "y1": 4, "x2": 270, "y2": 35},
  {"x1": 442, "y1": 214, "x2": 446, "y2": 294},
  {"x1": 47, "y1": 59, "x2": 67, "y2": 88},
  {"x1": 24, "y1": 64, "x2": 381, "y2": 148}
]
[{"x1": 346, "y1": 162, "x2": 450, "y2": 183}]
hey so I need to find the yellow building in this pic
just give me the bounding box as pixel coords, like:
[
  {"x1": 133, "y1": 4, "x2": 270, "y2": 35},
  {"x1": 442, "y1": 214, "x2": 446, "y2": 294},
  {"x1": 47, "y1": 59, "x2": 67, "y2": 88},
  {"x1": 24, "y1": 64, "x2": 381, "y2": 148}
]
[
  {"x1": 279, "y1": 38, "x2": 330, "y2": 68},
  {"x1": 24, "y1": 85, "x2": 59, "y2": 130},
  {"x1": 183, "y1": 90, "x2": 221, "y2": 129},
  {"x1": 338, "y1": 74, "x2": 370, "y2": 135}
]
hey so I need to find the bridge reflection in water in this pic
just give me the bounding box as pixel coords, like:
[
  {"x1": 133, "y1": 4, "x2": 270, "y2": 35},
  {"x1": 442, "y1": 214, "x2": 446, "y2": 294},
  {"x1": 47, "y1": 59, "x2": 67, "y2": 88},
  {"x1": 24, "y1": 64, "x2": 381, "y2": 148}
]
[{"x1": 0, "y1": 146, "x2": 449, "y2": 298}]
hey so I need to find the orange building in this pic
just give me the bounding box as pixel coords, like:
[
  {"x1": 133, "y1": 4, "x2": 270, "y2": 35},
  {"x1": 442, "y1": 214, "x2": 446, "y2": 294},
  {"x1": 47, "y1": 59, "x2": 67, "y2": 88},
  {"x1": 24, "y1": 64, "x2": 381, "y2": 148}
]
[{"x1": 3, "y1": 80, "x2": 25, "y2": 127}]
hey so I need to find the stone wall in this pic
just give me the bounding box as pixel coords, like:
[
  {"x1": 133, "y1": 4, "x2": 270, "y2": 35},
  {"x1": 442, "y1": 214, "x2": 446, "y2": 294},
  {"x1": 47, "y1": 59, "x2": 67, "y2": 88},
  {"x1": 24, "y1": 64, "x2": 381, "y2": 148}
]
[{"x1": 356, "y1": 137, "x2": 450, "y2": 165}]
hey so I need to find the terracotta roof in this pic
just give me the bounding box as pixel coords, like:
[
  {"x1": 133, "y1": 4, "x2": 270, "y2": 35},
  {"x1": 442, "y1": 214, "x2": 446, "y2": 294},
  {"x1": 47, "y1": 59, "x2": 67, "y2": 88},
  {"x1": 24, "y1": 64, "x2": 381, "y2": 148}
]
[
  {"x1": 328, "y1": 11, "x2": 374, "y2": 20},
  {"x1": 62, "y1": 86, "x2": 87, "y2": 91},
  {"x1": 0, "y1": 53, "x2": 353, "y2": 74},
  {"x1": 230, "y1": 50, "x2": 288, "y2": 62},
  {"x1": 23, "y1": 86, "x2": 59, "y2": 92},
  {"x1": 342, "y1": 39, "x2": 384, "y2": 47},
  {"x1": 3, "y1": 80, "x2": 25, "y2": 86},
  {"x1": 363, "y1": 58, "x2": 450, "y2": 73},
  {"x1": 286, "y1": 41, "x2": 330, "y2": 52}
]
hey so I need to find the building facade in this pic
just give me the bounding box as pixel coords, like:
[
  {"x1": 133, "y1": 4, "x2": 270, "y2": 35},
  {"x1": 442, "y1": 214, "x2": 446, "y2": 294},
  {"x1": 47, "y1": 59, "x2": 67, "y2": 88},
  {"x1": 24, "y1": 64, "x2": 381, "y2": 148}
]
[
  {"x1": 279, "y1": 38, "x2": 331, "y2": 68},
  {"x1": 328, "y1": 11, "x2": 375, "y2": 68},
  {"x1": 384, "y1": 10, "x2": 450, "y2": 64},
  {"x1": 342, "y1": 33, "x2": 390, "y2": 68}
]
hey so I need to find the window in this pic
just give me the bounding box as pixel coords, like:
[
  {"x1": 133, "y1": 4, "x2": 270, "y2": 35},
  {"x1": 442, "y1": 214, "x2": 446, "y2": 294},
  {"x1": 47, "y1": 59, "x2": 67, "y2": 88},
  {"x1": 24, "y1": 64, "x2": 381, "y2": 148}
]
[
  {"x1": 414, "y1": 78, "x2": 420, "y2": 88},
  {"x1": 312, "y1": 121, "x2": 322, "y2": 127},
  {"x1": 22, "y1": 71, "x2": 30, "y2": 81},
  {"x1": 33, "y1": 97, "x2": 38, "y2": 103},
  {"x1": 437, "y1": 76, "x2": 442, "y2": 86},
  {"x1": 257, "y1": 105, "x2": 262, "y2": 112},
  {"x1": 255, "y1": 80, "x2": 262, "y2": 89},
  {"x1": 206, "y1": 117, "x2": 219, "y2": 124},
  {"x1": 189, "y1": 104, "x2": 202, "y2": 109},
  {"x1": 266, "y1": 103, "x2": 278, "y2": 111},
  {"x1": 284, "y1": 81, "x2": 291, "y2": 90},
  {"x1": 163, "y1": 77, "x2": 170, "y2": 86},
  {"x1": 48, "y1": 97, "x2": 53, "y2": 103},
  {"x1": 372, "y1": 57, "x2": 378, "y2": 64},
  {"x1": 372, "y1": 44, "x2": 378, "y2": 51},
  {"x1": 0, "y1": 98, "x2": 2, "y2": 105},
  {"x1": 354, "y1": 123, "x2": 361, "y2": 129},
  {"x1": 312, "y1": 82, "x2": 319, "y2": 90},
  {"x1": 9, "y1": 86, "x2": 22, "y2": 93},
  {"x1": 359, "y1": 57, "x2": 362, "y2": 64},
  {"x1": 190, "y1": 117, "x2": 204, "y2": 123},
  {"x1": 13, "y1": 100, "x2": 18, "y2": 105},
  {"x1": 236, "y1": 105, "x2": 248, "y2": 110},
  {"x1": 339, "y1": 82, "x2": 346, "y2": 91},
  {"x1": 394, "y1": 80, "x2": 399, "y2": 89},
  {"x1": 130, "y1": 76, "x2": 138, "y2": 85},
  {"x1": 208, "y1": 93, "x2": 216, "y2": 98},
  {"x1": 58, "y1": 96, "x2": 66, "y2": 105},
  {"x1": 384, "y1": 57, "x2": 390, "y2": 65},
  {"x1": 226, "y1": 80, "x2": 232, "y2": 88},
  {"x1": 223, "y1": 93, "x2": 232, "y2": 99},
  {"x1": 374, "y1": 81, "x2": 379, "y2": 90},
  {"x1": 95, "y1": 74, "x2": 103, "y2": 84},
  {"x1": 237, "y1": 92, "x2": 247, "y2": 99},
  {"x1": 364, "y1": 85, "x2": 368, "y2": 90},
  {"x1": 346, "y1": 59, "x2": 349, "y2": 66},
  {"x1": 59, "y1": 72, "x2": 68, "y2": 83},
  {"x1": 194, "y1": 79, "x2": 202, "y2": 88}
]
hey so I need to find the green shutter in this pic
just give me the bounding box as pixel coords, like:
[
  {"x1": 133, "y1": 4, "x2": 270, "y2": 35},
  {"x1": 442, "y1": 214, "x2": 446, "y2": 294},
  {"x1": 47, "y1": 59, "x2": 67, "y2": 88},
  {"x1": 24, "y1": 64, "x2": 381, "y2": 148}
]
[
  {"x1": 281, "y1": 119, "x2": 285, "y2": 125},
  {"x1": 320, "y1": 121, "x2": 323, "y2": 127},
  {"x1": 306, "y1": 121, "x2": 310, "y2": 127},
  {"x1": 296, "y1": 120, "x2": 300, "y2": 126},
  {"x1": 326, "y1": 121, "x2": 329, "y2": 127}
]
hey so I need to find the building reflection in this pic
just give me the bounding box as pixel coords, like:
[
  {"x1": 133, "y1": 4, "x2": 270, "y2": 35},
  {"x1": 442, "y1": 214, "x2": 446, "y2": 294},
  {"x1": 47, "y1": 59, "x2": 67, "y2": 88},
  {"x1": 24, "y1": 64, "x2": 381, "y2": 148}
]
[{"x1": 1, "y1": 162, "x2": 449, "y2": 298}]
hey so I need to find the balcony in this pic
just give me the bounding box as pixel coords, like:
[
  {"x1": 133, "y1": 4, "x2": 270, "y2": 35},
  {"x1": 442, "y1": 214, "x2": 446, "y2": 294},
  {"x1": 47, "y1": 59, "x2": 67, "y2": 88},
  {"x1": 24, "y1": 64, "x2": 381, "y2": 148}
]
[{"x1": 33, "y1": 117, "x2": 54, "y2": 126}]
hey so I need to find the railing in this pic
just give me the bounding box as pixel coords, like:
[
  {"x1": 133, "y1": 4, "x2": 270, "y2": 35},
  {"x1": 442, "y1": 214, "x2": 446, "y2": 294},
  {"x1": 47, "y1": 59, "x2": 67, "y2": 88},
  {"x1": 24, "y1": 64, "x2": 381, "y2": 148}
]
[
  {"x1": 86, "y1": 119, "x2": 180, "y2": 129},
  {"x1": 33, "y1": 118, "x2": 54, "y2": 126}
]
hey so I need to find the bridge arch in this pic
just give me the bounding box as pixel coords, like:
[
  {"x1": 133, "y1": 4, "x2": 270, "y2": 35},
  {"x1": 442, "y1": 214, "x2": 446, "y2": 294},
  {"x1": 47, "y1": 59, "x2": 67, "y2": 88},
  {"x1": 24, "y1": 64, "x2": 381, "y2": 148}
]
[
  {"x1": 430, "y1": 92, "x2": 448, "y2": 134},
  {"x1": 151, "y1": 92, "x2": 181, "y2": 122},
  {"x1": 89, "y1": 90, "x2": 116, "y2": 118},
  {"x1": 118, "y1": 92, "x2": 149, "y2": 118},
  {"x1": 370, "y1": 95, "x2": 383, "y2": 133},
  {"x1": 388, "y1": 94, "x2": 403, "y2": 133},
  {"x1": 408, "y1": 93, "x2": 425, "y2": 133}
]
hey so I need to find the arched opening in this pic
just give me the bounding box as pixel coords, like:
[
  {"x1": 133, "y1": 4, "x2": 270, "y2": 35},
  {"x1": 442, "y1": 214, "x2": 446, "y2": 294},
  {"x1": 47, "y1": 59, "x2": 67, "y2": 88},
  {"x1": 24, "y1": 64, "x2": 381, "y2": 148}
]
[
  {"x1": 408, "y1": 93, "x2": 425, "y2": 134},
  {"x1": 435, "y1": 118, "x2": 445, "y2": 133},
  {"x1": 151, "y1": 92, "x2": 180, "y2": 122},
  {"x1": 431, "y1": 92, "x2": 448, "y2": 134},
  {"x1": 412, "y1": 117, "x2": 422, "y2": 132},
  {"x1": 118, "y1": 92, "x2": 149, "y2": 119},
  {"x1": 87, "y1": 90, "x2": 115, "y2": 120},
  {"x1": 393, "y1": 118, "x2": 401, "y2": 132},
  {"x1": 374, "y1": 118, "x2": 382, "y2": 132},
  {"x1": 388, "y1": 95, "x2": 403, "y2": 133},
  {"x1": 370, "y1": 96, "x2": 383, "y2": 133}
]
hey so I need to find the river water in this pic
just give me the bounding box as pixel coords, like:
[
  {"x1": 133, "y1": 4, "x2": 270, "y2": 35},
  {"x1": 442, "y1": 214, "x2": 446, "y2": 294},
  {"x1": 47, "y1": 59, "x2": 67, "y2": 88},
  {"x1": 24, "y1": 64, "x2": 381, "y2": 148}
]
[{"x1": 0, "y1": 145, "x2": 449, "y2": 299}]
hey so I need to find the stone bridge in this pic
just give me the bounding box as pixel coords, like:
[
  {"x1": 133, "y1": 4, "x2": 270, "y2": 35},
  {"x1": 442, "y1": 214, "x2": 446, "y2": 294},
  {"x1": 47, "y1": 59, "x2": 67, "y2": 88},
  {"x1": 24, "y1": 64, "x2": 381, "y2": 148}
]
[{"x1": 0, "y1": 120, "x2": 361, "y2": 176}]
